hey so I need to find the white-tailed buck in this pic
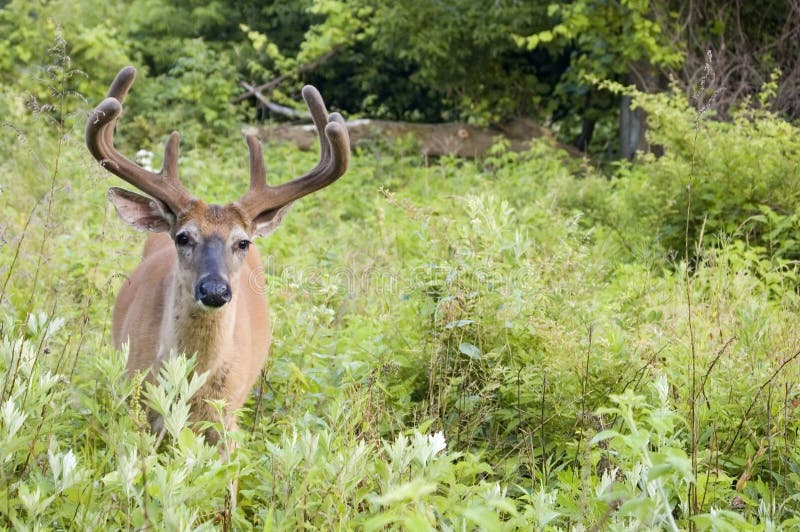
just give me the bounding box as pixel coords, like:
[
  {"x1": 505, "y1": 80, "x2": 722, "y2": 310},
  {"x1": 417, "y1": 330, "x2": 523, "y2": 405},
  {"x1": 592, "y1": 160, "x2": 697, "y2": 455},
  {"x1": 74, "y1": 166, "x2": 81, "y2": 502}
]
[{"x1": 86, "y1": 66, "x2": 350, "y2": 443}]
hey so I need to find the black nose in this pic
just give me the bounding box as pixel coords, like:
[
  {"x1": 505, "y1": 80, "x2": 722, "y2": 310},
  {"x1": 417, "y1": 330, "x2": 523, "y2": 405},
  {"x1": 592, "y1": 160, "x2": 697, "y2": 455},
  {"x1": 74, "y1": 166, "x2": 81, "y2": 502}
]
[{"x1": 195, "y1": 276, "x2": 231, "y2": 308}]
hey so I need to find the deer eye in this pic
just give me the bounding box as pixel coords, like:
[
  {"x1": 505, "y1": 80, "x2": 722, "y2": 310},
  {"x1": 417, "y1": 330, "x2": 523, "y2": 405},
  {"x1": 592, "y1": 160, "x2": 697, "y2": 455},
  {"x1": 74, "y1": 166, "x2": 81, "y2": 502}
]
[
  {"x1": 237, "y1": 239, "x2": 251, "y2": 251},
  {"x1": 175, "y1": 232, "x2": 191, "y2": 246}
]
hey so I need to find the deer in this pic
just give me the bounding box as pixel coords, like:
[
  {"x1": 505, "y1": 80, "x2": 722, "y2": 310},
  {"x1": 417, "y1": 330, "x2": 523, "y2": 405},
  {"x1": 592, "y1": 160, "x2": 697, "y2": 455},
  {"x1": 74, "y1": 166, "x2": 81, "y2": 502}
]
[{"x1": 86, "y1": 66, "x2": 350, "y2": 446}]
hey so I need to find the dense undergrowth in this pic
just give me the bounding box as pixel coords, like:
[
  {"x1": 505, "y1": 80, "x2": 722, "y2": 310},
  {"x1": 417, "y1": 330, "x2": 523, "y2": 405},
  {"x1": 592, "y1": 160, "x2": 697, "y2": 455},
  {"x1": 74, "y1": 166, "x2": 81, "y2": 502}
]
[{"x1": 3, "y1": 53, "x2": 800, "y2": 530}]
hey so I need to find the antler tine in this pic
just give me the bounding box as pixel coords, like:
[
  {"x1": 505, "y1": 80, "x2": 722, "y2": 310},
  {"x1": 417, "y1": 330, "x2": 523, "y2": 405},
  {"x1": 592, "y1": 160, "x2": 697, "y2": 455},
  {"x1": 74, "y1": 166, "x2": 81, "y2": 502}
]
[
  {"x1": 106, "y1": 65, "x2": 136, "y2": 100},
  {"x1": 246, "y1": 134, "x2": 267, "y2": 192},
  {"x1": 86, "y1": 67, "x2": 193, "y2": 214},
  {"x1": 303, "y1": 85, "x2": 335, "y2": 170},
  {"x1": 239, "y1": 85, "x2": 350, "y2": 219}
]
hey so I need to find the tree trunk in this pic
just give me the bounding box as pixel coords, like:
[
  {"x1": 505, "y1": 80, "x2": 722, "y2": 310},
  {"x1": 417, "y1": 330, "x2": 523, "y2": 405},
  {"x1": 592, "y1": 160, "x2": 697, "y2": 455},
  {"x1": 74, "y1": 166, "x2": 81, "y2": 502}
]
[
  {"x1": 619, "y1": 62, "x2": 659, "y2": 160},
  {"x1": 574, "y1": 116, "x2": 596, "y2": 153},
  {"x1": 619, "y1": 95, "x2": 646, "y2": 160}
]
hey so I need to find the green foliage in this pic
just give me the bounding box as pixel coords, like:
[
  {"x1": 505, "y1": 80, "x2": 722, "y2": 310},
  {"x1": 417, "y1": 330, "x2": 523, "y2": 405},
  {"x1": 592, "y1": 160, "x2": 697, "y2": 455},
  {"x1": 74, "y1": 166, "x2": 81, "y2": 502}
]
[
  {"x1": 354, "y1": 0, "x2": 549, "y2": 124},
  {"x1": 5, "y1": 30, "x2": 800, "y2": 530},
  {"x1": 518, "y1": 1, "x2": 682, "y2": 74},
  {"x1": 590, "y1": 380, "x2": 691, "y2": 529},
  {"x1": 0, "y1": 326, "x2": 233, "y2": 528},
  {"x1": 127, "y1": 39, "x2": 243, "y2": 145},
  {"x1": 0, "y1": 1, "x2": 133, "y2": 111},
  {"x1": 2, "y1": 0, "x2": 795, "y2": 158},
  {"x1": 567, "y1": 82, "x2": 800, "y2": 263}
]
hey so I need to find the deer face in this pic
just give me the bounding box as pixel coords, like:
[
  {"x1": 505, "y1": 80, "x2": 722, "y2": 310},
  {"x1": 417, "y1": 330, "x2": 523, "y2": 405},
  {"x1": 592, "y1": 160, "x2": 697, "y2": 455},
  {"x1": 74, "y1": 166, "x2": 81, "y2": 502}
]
[
  {"x1": 88, "y1": 67, "x2": 348, "y2": 310},
  {"x1": 108, "y1": 189, "x2": 292, "y2": 309},
  {"x1": 173, "y1": 204, "x2": 249, "y2": 309}
]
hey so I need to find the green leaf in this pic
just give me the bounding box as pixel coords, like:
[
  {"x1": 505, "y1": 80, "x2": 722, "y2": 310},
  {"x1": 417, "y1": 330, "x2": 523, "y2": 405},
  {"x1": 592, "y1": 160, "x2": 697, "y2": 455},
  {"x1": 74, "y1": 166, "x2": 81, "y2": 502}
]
[
  {"x1": 369, "y1": 480, "x2": 437, "y2": 506},
  {"x1": 589, "y1": 430, "x2": 619, "y2": 445},
  {"x1": 177, "y1": 427, "x2": 198, "y2": 451},
  {"x1": 446, "y1": 319, "x2": 474, "y2": 329},
  {"x1": 463, "y1": 506, "x2": 503, "y2": 529},
  {"x1": 458, "y1": 342, "x2": 482, "y2": 359}
]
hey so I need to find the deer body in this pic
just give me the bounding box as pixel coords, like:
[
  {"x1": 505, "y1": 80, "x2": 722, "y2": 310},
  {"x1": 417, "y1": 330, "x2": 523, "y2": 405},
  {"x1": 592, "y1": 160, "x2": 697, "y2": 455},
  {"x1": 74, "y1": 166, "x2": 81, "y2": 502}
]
[
  {"x1": 87, "y1": 67, "x2": 349, "y2": 442},
  {"x1": 112, "y1": 232, "x2": 269, "y2": 434}
]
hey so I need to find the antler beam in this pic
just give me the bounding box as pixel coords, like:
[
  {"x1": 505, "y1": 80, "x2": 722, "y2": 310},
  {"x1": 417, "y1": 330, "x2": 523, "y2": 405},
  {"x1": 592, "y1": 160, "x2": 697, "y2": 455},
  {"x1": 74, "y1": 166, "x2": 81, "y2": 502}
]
[
  {"x1": 86, "y1": 66, "x2": 194, "y2": 214},
  {"x1": 237, "y1": 85, "x2": 351, "y2": 218}
]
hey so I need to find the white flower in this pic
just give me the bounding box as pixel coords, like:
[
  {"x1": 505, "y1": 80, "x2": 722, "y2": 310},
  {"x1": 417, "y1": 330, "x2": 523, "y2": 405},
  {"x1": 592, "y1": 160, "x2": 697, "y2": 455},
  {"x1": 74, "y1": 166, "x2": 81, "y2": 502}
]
[{"x1": 135, "y1": 149, "x2": 154, "y2": 171}]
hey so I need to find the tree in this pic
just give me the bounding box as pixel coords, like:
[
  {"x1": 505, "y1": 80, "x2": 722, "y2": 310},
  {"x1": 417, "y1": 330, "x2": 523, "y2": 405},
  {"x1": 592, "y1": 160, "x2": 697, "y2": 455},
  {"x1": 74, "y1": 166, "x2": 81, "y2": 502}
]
[
  {"x1": 3, "y1": 0, "x2": 795, "y2": 157},
  {"x1": 516, "y1": 0, "x2": 682, "y2": 157}
]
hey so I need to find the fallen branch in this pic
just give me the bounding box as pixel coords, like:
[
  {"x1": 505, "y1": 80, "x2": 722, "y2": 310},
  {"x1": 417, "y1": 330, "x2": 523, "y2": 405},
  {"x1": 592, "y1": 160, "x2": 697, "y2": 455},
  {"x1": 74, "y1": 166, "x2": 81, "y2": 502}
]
[
  {"x1": 239, "y1": 82, "x2": 310, "y2": 120},
  {"x1": 247, "y1": 117, "x2": 584, "y2": 158},
  {"x1": 233, "y1": 46, "x2": 343, "y2": 103}
]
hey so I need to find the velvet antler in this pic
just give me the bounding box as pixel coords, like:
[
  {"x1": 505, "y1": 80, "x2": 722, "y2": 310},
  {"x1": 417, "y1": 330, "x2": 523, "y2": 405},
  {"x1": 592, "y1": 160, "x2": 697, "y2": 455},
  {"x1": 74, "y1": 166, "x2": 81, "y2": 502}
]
[
  {"x1": 237, "y1": 85, "x2": 350, "y2": 218},
  {"x1": 86, "y1": 66, "x2": 194, "y2": 214}
]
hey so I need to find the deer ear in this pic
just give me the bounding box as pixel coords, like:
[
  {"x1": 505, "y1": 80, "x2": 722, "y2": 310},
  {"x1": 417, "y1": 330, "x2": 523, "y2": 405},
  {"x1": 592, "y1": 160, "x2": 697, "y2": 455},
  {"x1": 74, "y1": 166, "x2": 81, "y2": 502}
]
[
  {"x1": 252, "y1": 202, "x2": 293, "y2": 238},
  {"x1": 107, "y1": 187, "x2": 174, "y2": 232}
]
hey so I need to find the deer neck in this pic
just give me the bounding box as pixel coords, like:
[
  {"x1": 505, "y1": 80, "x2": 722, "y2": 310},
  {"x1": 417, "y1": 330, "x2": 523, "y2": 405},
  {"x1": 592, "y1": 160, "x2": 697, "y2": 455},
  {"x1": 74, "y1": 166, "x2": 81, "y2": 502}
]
[{"x1": 161, "y1": 272, "x2": 237, "y2": 375}]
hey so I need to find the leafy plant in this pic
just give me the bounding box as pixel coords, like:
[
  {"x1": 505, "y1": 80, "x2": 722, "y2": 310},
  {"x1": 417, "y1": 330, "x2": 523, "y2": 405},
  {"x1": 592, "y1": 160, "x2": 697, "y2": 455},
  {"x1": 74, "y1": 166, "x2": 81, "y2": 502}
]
[{"x1": 4, "y1": 26, "x2": 800, "y2": 530}]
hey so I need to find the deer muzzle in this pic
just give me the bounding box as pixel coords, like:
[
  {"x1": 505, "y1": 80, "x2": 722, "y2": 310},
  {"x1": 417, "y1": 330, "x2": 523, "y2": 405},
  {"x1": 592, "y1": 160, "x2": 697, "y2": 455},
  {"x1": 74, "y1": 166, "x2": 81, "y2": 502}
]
[
  {"x1": 194, "y1": 236, "x2": 231, "y2": 308},
  {"x1": 195, "y1": 275, "x2": 232, "y2": 308}
]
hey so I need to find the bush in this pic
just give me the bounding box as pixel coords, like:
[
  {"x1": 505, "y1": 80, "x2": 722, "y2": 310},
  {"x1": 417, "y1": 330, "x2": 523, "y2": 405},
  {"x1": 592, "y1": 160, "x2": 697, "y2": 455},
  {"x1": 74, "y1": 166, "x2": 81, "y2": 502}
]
[
  {"x1": 567, "y1": 86, "x2": 800, "y2": 265},
  {"x1": 4, "y1": 34, "x2": 800, "y2": 529}
]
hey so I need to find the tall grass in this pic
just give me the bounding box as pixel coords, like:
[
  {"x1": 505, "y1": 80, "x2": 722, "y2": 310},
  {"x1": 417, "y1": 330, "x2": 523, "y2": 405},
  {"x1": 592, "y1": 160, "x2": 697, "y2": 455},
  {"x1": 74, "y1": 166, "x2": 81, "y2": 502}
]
[{"x1": 2, "y1": 40, "x2": 800, "y2": 528}]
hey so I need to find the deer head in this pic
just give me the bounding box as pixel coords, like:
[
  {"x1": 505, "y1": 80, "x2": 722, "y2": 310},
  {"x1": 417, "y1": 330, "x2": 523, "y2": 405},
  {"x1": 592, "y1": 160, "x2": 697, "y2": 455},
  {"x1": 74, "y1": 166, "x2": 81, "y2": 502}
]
[{"x1": 86, "y1": 66, "x2": 350, "y2": 309}]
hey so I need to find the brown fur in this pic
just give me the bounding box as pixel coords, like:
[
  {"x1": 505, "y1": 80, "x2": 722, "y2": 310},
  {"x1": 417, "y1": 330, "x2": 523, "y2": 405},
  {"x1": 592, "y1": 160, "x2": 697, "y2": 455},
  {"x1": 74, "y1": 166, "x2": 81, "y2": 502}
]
[{"x1": 112, "y1": 202, "x2": 270, "y2": 442}]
